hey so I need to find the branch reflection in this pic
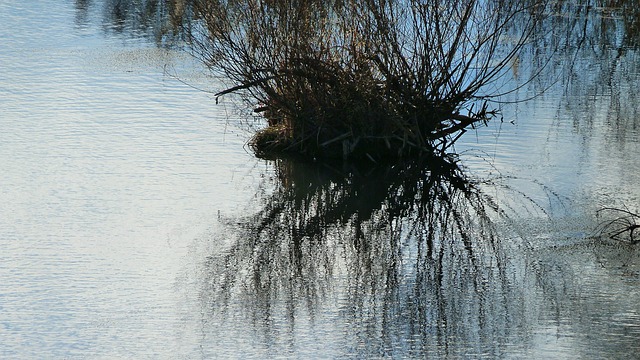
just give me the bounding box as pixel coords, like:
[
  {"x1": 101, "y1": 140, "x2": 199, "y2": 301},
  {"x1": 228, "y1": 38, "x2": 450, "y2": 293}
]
[
  {"x1": 201, "y1": 156, "x2": 551, "y2": 357},
  {"x1": 86, "y1": 0, "x2": 194, "y2": 45}
]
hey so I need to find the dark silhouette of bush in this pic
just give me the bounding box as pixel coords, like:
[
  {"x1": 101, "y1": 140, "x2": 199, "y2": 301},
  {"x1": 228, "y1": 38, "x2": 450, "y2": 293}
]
[{"x1": 190, "y1": 0, "x2": 548, "y2": 160}]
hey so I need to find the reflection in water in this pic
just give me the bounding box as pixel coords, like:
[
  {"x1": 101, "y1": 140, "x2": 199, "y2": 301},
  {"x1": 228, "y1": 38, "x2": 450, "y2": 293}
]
[
  {"x1": 515, "y1": 0, "x2": 640, "y2": 140},
  {"x1": 199, "y1": 156, "x2": 555, "y2": 357},
  {"x1": 197, "y1": 155, "x2": 640, "y2": 357},
  {"x1": 74, "y1": 0, "x2": 91, "y2": 26},
  {"x1": 75, "y1": 0, "x2": 194, "y2": 45}
]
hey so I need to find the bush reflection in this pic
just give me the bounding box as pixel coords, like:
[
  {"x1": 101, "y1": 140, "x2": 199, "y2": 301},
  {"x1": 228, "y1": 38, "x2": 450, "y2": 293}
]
[{"x1": 201, "y1": 156, "x2": 548, "y2": 356}]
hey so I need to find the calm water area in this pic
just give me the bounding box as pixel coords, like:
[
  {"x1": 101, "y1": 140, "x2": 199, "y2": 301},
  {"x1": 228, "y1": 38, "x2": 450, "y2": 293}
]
[{"x1": 1, "y1": 1, "x2": 639, "y2": 358}]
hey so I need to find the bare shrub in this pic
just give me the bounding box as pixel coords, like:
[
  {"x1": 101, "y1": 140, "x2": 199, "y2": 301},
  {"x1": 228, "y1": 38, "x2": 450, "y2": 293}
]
[{"x1": 189, "y1": 0, "x2": 548, "y2": 160}]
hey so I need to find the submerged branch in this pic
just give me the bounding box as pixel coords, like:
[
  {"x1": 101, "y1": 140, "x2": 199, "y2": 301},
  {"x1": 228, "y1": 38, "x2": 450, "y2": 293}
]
[{"x1": 596, "y1": 206, "x2": 640, "y2": 244}]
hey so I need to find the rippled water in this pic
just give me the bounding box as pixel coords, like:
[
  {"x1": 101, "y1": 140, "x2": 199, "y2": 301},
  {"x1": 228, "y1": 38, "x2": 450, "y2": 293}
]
[
  {"x1": 1, "y1": 1, "x2": 639, "y2": 359},
  {"x1": 1, "y1": 1, "x2": 261, "y2": 357}
]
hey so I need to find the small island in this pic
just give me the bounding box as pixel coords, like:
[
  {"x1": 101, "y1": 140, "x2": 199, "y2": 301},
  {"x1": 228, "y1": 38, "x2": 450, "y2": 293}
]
[{"x1": 188, "y1": 0, "x2": 543, "y2": 161}]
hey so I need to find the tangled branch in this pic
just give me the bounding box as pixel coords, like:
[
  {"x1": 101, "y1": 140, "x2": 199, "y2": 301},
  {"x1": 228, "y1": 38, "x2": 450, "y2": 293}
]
[{"x1": 595, "y1": 206, "x2": 640, "y2": 244}]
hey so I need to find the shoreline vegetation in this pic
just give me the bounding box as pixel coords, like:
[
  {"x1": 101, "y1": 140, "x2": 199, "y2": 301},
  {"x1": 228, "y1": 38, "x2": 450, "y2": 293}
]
[{"x1": 189, "y1": 0, "x2": 549, "y2": 161}]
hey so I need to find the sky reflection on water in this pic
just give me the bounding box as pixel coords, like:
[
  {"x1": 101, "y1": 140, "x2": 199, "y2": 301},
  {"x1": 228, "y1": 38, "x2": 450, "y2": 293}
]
[{"x1": 1, "y1": 1, "x2": 639, "y2": 358}]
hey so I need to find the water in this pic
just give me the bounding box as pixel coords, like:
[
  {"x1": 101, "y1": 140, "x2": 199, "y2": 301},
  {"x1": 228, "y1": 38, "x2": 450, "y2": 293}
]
[
  {"x1": 1, "y1": 1, "x2": 262, "y2": 357},
  {"x1": 1, "y1": 1, "x2": 639, "y2": 358}
]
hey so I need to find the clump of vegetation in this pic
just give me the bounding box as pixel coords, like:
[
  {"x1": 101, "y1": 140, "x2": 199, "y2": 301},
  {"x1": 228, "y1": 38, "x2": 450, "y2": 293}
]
[{"x1": 190, "y1": 0, "x2": 547, "y2": 160}]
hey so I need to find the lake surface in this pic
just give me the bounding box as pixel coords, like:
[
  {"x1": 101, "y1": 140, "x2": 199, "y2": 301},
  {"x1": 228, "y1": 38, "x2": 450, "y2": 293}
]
[{"x1": 1, "y1": 1, "x2": 639, "y2": 358}]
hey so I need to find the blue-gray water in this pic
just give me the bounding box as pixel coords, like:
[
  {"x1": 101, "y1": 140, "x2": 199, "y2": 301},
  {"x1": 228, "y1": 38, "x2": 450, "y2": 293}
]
[{"x1": 1, "y1": 1, "x2": 639, "y2": 358}]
